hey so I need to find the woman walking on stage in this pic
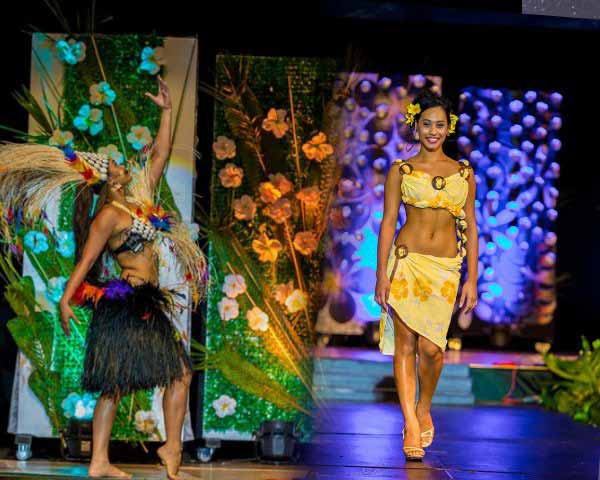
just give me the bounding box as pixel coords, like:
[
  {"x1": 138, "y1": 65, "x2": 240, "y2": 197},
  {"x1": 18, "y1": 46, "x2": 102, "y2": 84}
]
[
  {"x1": 0, "y1": 77, "x2": 206, "y2": 479},
  {"x1": 374, "y1": 91, "x2": 479, "y2": 461}
]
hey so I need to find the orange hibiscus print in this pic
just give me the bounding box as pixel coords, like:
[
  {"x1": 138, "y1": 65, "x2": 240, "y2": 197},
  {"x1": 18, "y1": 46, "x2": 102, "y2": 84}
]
[
  {"x1": 440, "y1": 280, "x2": 458, "y2": 304},
  {"x1": 413, "y1": 278, "x2": 432, "y2": 302},
  {"x1": 390, "y1": 276, "x2": 409, "y2": 301}
]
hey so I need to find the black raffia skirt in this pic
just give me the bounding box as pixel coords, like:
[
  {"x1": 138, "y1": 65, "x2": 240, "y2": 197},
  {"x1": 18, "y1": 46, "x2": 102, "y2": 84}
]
[{"x1": 74, "y1": 279, "x2": 193, "y2": 397}]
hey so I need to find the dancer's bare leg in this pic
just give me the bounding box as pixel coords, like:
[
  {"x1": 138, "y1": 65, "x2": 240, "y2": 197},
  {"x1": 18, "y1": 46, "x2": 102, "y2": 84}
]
[
  {"x1": 392, "y1": 311, "x2": 421, "y2": 448},
  {"x1": 158, "y1": 367, "x2": 192, "y2": 480},
  {"x1": 88, "y1": 394, "x2": 131, "y2": 478},
  {"x1": 416, "y1": 336, "x2": 444, "y2": 433}
]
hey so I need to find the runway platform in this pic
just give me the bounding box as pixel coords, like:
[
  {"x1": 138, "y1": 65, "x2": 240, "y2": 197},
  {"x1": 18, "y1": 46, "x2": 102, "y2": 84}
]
[{"x1": 313, "y1": 347, "x2": 573, "y2": 406}]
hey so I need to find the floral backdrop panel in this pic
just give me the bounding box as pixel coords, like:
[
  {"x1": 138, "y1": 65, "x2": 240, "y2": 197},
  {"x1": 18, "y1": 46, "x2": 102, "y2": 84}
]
[
  {"x1": 453, "y1": 87, "x2": 561, "y2": 337},
  {"x1": 316, "y1": 73, "x2": 443, "y2": 338},
  {"x1": 7, "y1": 33, "x2": 198, "y2": 441},
  {"x1": 202, "y1": 55, "x2": 338, "y2": 441}
]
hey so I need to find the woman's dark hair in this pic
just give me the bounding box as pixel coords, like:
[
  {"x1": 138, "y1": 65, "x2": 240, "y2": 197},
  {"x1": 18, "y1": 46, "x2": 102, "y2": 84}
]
[
  {"x1": 73, "y1": 182, "x2": 109, "y2": 284},
  {"x1": 412, "y1": 90, "x2": 454, "y2": 125}
]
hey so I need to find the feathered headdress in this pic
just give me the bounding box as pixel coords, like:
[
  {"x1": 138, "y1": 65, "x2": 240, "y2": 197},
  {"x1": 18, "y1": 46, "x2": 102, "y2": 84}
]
[{"x1": 0, "y1": 143, "x2": 109, "y2": 215}]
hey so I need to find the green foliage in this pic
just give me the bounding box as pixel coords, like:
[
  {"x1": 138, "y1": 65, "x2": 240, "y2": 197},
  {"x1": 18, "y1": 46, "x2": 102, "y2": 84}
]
[
  {"x1": 541, "y1": 336, "x2": 600, "y2": 427},
  {"x1": 6, "y1": 280, "x2": 63, "y2": 433}
]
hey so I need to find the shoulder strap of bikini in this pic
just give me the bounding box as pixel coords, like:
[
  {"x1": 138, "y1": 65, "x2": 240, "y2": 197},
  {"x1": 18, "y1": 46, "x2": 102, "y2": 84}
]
[{"x1": 392, "y1": 159, "x2": 413, "y2": 175}]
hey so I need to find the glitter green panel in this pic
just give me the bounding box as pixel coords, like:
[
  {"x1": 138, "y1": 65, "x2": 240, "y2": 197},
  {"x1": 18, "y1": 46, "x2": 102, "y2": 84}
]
[{"x1": 203, "y1": 55, "x2": 336, "y2": 441}]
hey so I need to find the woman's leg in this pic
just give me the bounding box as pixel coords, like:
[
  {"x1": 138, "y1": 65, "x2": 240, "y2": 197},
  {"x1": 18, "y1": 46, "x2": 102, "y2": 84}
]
[
  {"x1": 416, "y1": 336, "x2": 444, "y2": 432},
  {"x1": 88, "y1": 394, "x2": 131, "y2": 478},
  {"x1": 392, "y1": 310, "x2": 420, "y2": 447},
  {"x1": 158, "y1": 366, "x2": 193, "y2": 479}
]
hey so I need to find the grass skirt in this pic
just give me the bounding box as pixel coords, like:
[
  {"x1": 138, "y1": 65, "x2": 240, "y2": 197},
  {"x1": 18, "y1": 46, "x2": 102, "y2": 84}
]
[
  {"x1": 379, "y1": 246, "x2": 463, "y2": 353},
  {"x1": 75, "y1": 279, "x2": 192, "y2": 397}
]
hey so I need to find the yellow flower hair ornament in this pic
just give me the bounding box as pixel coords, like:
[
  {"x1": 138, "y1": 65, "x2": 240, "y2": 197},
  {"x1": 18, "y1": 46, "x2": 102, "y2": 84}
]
[
  {"x1": 404, "y1": 102, "x2": 421, "y2": 128},
  {"x1": 448, "y1": 113, "x2": 459, "y2": 135}
]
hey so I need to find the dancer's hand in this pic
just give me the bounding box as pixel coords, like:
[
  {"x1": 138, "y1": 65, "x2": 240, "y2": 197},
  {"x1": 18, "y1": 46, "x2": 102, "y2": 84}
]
[
  {"x1": 145, "y1": 75, "x2": 172, "y2": 110},
  {"x1": 59, "y1": 301, "x2": 80, "y2": 337},
  {"x1": 374, "y1": 274, "x2": 391, "y2": 308},
  {"x1": 459, "y1": 280, "x2": 478, "y2": 314}
]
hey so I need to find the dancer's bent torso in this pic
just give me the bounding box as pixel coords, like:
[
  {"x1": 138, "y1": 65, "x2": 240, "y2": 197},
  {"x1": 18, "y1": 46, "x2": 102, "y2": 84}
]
[{"x1": 105, "y1": 204, "x2": 159, "y2": 286}]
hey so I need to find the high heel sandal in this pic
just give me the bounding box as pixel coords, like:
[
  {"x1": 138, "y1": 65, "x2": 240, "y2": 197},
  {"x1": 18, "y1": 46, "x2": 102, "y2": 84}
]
[
  {"x1": 401, "y1": 427, "x2": 425, "y2": 461},
  {"x1": 415, "y1": 400, "x2": 435, "y2": 448},
  {"x1": 420, "y1": 427, "x2": 435, "y2": 448}
]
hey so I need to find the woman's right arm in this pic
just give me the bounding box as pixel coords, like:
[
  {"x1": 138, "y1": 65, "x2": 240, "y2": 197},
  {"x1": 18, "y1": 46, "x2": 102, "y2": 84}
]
[
  {"x1": 58, "y1": 208, "x2": 118, "y2": 337},
  {"x1": 374, "y1": 165, "x2": 402, "y2": 307}
]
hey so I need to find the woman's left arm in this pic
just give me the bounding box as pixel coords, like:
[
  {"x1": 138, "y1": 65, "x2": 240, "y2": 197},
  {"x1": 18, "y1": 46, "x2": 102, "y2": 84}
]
[
  {"x1": 459, "y1": 168, "x2": 479, "y2": 313},
  {"x1": 145, "y1": 75, "x2": 172, "y2": 190}
]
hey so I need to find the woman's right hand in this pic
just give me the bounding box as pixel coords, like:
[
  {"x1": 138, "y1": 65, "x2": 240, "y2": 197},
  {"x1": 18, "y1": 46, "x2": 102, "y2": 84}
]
[
  {"x1": 374, "y1": 273, "x2": 391, "y2": 308},
  {"x1": 59, "y1": 300, "x2": 80, "y2": 338}
]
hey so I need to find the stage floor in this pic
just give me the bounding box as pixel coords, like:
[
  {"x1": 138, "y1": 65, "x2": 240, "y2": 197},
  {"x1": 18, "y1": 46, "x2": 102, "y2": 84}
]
[
  {"x1": 303, "y1": 401, "x2": 600, "y2": 479},
  {"x1": 0, "y1": 459, "x2": 307, "y2": 479}
]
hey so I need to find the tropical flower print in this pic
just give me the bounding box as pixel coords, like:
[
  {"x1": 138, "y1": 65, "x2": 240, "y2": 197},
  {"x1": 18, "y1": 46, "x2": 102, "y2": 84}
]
[
  {"x1": 23, "y1": 231, "x2": 49, "y2": 254},
  {"x1": 268, "y1": 173, "x2": 294, "y2": 196},
  {"x1": 218, "y1": 163, "x2": 244, "y2": 188},
  {"x1": 440, "y1": 280, "x2": 458, "y2": 304},
  {"x1": 56, "y1": 231, "x2": 75, "y2": 258},
  {"x1": 390, "y1": 276, "x2": 409, "y2": 301},
  {"x1": 134, "y1": 410, "x2": 158, "y2": 434},
  {"x1": 413, "y1": 278, "x2": 433, "y2": 302},
  {"x1": 212, "y1": 136, "x2": 236, "y2": 160},
  {"x1": 73, "y1": 105, "x2": 104, "y2": 136},
  {"x1": 46, "y1": 276, "x2": 67, "y2": 304},
  {"x1": 285, "y1": 289, "x2": 307, "y2": 314},
  {"x1": 217, "y1": 297, "x2": 239, "y2": 321},
  {"x1": 273, "y1": 280, "x2": 294, "y2": 304},
  {"x1": 296, "y1": 186, "x2": 320, "y2": 210},
  {"x1": 247, "y1": 306, "x2": 269, "y2": 332},
  {"x1": 126, "y1": 125, "x2": 152, "y2": 151},
  {"x1": 233, "y1": 195, "x2": 257, "y2": 221},
  {"x1": 259, "y1": 181, "x2": 283, "y2": 204},
  {"x1": 263, "y1": 198, "x2": 292, "y2": 224},
  {"x1": 55, "y1": 38, "x2": 86, "y2": 65},
  {"x1": 212, "y1": 394, "x2": 237, "y2": 418},
  {"x1": 62, "y1": 392, "x2": 96, "y2": 420},
  {"x1": 49, "y1": 129, "x2": 74, "y2": 147},
  {"x1": 252, "y1": 231, "x2": 283, "y2": 263},
  {"x1": 293, "y1": 231, "x2": 318, "y2": 256},
  {"x1": 97, "y1": 144, "x2": 124, "y2": 165},
  {"x1": 222, "y1": 274, "x2": 247, "y2": 298},
  {"x1": 138, "y1": 46, "x2": 165, "y2": 75},
  {"x1": 89, "y1": 81, "x2": 117, "y2": 106},
  {"x1": 262, "y1": 108, "x2": 289, "y2": 138},
  {"x1": 302, "y1": 132, "x2": 333, "y2": 162}
]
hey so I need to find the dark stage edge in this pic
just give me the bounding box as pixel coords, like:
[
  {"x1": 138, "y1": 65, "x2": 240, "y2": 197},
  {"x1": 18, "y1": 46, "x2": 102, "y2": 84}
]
[{"x1": 303, "y1": 402, "x2": 600, "y2": 480}]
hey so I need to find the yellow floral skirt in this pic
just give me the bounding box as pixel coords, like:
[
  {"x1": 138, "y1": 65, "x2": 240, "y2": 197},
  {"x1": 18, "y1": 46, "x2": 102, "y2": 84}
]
[{"x1": 379, "y1": 245, "x2": 463, "y2": 354}]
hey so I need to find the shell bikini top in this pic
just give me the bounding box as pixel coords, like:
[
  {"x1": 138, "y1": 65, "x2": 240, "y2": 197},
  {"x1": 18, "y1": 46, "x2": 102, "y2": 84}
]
[
  {"x1": 110, "y1": 200, "x2": 159, "y2": 255},
  {"x1": 393, "y1": 158, "x2": 471, "y2": 257}
]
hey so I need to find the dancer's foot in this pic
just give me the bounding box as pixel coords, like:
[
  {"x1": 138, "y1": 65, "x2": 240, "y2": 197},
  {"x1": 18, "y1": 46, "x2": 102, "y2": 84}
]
[
  {"x1": 88, "y1": 461, "x2": 132, "y2": 478},
  {"x1": 157, "y1": 444, "x2": 183, "y2": 480}
]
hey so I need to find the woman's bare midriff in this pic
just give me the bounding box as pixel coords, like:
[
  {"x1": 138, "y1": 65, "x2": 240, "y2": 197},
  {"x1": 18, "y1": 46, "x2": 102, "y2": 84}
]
[
  {"x1": 116, "y1": 245, "x2": 159, "y2": 286},
  {"x1": 394, "y1": 204, "x2": 458, "y2": 258}
]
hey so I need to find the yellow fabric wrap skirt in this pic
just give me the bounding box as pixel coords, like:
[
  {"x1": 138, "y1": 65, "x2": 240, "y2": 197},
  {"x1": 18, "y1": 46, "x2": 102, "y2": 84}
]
[{"x1": 379, "y1": 244, "x2": 463, "y2": 354}]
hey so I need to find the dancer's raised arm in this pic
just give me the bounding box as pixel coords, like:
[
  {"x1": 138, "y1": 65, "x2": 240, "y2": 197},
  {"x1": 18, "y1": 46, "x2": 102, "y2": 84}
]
[{"x1": 145, "y1": 75, "x2": 172, "y2": 191}]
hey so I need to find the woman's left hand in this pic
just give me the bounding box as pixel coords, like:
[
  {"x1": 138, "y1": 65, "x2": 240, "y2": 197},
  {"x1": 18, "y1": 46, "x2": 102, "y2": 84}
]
[
  {"x1": 145, "y1": 75, "x2": 172, "y2": 110},
  {"x1": 459, "y1": 280, "x2": 478, "y2": 314}
]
